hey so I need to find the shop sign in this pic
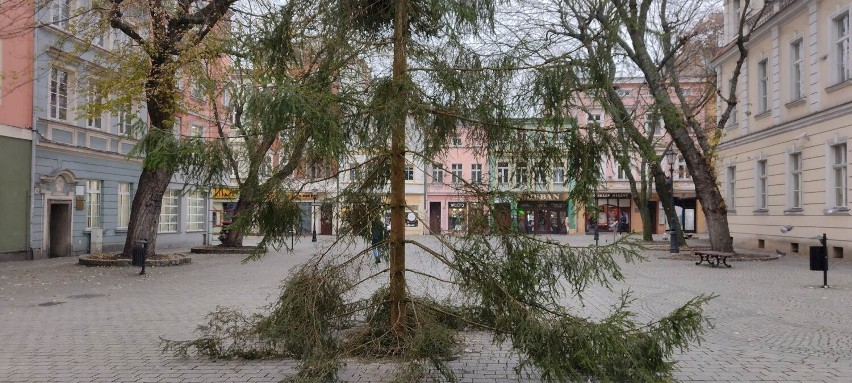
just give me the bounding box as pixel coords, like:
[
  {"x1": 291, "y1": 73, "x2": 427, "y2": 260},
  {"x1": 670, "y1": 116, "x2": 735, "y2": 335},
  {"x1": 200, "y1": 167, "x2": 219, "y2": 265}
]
[
  {"x1": 212, "y1": 187, "x2": 238, "y2": 199},
  {"x1": 598, "y1": 193, "x2": 631, "y2": 199},
  {"x1": 448, "y1": 202, "x2": 466, "y2": 208}
]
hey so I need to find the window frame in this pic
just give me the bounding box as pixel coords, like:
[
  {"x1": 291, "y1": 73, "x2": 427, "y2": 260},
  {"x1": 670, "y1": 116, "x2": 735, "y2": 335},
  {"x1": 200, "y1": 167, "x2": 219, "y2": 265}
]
[
  {"x1": 404, "y1": 165, "x2": 414, "y2": 181},
  {"x1": 834, "y1": 12, "x2": 850, "y2": 84},
  {"x1": 86, "y1": 180, "x2": 101, "y2": 229},
  {"x1": 553, "y1": 163, "x2": 565, "y2": 185},
  {"x1": 471, "y1": 163, "x2": 482, "y2": 184},
  {"x1": 186, "y1": 191, "x2": 205, "y2": 231},
  {"x1": 755, "y1": 159, "x2": 768, "y2": 211},
  {"x1": 117, "y1": 182, "x2": 131, "y2": 230},
  {"x1": 757, "y1": 58, "x2": 769, "y2": 114},
  {"x1": 51, "y1": 0, "x2": 71, "y2": 29},
  {"x1": 788, "y1": 152, "x2": 803, "y2": 210},
  {"x1": 726, "y1": 165, "x2": 737, "y2": 211},
  {"x1": 790, "y1": 38, "x2": 804, "y2": 101},
  {"x1": 49, "y1": 67, "x2": 70, "y2": 121},
  {"x1": 451, "y1": 163, "x2": 463, "y2": 184},
  {"x1": 831, "y1": 143, "x2": 848, "y2": 208},
  {"x1": 496, "y1": 162, "x2": 509, "y2": 186},
  {"x1": 158, "y1": 189, "x2": 180, "y2": 233}
]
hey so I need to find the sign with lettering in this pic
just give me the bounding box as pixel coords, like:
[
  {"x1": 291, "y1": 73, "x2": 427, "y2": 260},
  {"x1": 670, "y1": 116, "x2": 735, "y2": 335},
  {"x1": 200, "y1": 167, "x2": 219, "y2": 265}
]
[
  {"x1": 598, "y1": 193, "x2": 631, "y2": 199},
  {"x1": 212, "y1": 188, "x2": 238, "y2": 199},
  {"x1": 448, "y1": 202, "x2": 466, "y2": 208}
]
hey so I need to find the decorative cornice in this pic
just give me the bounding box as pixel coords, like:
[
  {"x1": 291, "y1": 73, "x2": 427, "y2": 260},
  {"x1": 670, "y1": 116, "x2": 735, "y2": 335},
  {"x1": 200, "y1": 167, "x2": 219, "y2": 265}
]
[{"x1": 719, "y1": 100, "x2": 852, "y2": 150}]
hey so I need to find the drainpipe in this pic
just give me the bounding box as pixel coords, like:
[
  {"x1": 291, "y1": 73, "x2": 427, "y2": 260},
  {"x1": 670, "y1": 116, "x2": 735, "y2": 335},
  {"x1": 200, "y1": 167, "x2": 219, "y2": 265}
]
[{"x1": 28, "y1": 18, "x2": 40, "y2": 260}]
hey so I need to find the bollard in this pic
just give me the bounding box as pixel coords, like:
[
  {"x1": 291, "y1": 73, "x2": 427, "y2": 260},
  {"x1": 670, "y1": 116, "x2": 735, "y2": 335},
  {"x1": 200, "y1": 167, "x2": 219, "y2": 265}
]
[{"x1": 132, "y1": 239, "x2": 148, "y2": 275}]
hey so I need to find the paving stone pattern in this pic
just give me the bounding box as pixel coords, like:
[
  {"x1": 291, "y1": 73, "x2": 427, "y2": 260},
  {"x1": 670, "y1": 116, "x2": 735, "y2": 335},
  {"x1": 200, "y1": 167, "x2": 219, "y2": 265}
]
[{"x1": 1, "y1": 235, "x2": 852, "y2": 382}]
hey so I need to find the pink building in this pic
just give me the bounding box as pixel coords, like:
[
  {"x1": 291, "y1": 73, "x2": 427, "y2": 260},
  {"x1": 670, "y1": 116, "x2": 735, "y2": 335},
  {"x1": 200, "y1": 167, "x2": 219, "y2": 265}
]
[
  {"x1": 425, "y1": 128, "x2": 489, "y2": 234},
  {"x1": 573, "y1": 78, "x2": 707, "y2": 235},
  {"x1": 0, "y1": 1, "x2": 35, "y2": 260}
]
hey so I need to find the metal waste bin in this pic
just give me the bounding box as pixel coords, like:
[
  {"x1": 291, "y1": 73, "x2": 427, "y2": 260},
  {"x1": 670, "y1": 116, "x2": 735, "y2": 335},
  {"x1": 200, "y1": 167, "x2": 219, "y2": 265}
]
[
  {"x1": 809, "y1": 246, "x2": 826, "y2": 271},
  {"x1": 132, "y1": 240, "x2": 147, "y2": 275}
]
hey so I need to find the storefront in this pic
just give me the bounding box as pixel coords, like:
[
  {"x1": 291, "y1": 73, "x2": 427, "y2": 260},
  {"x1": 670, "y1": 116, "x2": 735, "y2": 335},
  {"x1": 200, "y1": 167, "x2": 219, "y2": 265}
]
[
  {"x1": 586, "y1": 193, "x2": 632, "y2": 233},
  {"x1": 448, "y1": 202, "x2": 466, "y2": 232},
  {"x1": 517, "y1": 200, "x2": 568, "y2": 234}
]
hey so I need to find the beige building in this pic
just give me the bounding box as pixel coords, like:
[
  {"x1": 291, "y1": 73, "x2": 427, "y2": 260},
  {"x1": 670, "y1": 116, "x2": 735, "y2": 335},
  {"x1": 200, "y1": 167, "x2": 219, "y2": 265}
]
[{"x1": 715, "y1": 0, "x2": 851, "y2": 257}]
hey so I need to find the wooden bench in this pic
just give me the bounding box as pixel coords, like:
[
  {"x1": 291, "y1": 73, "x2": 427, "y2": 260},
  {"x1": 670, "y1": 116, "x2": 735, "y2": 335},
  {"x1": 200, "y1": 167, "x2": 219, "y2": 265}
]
[{"x1": 694, "y1": 250, "x2": 734, "y2": 268}]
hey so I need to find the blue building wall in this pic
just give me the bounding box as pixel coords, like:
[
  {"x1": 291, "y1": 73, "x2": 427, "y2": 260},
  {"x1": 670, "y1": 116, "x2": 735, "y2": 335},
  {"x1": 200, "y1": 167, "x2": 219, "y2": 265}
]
[{"x1": 28, "y1": 16, "x2": 211, "y2": 259}]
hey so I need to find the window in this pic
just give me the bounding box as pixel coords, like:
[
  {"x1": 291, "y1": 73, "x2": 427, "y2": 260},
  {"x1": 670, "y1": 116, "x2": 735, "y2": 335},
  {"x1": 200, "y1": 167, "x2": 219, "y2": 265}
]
[
  {"x1": 757, "y1": 59, "x2": 768, "y2": 114},
  {"x1": 726, "y1": 166, "x2": 736, "y2": 210},
  {"x1": 173, "y1": 116, "x2": 182, "y2": 135},
  {"x1": 516, "y1": 162, "x2": 528, "y2": 187},
  {"x1": 588, "y1": 113, "x2": 602, "y2": 125},
  {"x1": 49, "y1": 68, "x2": 69, "y2": 120},
  {"x1": 677, "y1": 155, "x2": 690, "y2": 179},
  {"x1": 646, "y1": 116, "x2": 664, "y2": 136},
  {"x1": 497, "y1": 162, "x2": 509, "y2": 185},
  {"x1": 431, "y1": 167, "x2": 444, "y2": 183},
  {"x1": 789, "y1": 152, "x2": 802, "y2": 209},
  {"x1": 835, "y1": 13, "x2": 850, "y2": 83},
  {"x1": 187, "y1": 191, "x2": 205, "y2": 231},
  {"x1": 348, "y1": 163, "x2": 359, "y2": 182},
  {"x1": 756, "y1": 160, "x2": 768, "y2": 210},
  {"x1": 404, "y1": 165, "x2": 414, "y2": 181},
  {"x1": 86, "y1": 180, "x2": 101, "y2": 229},
  {"x1": 86, "y1": 83, "x2": 102, "y2": 129},
  {"x1": 158, "y1": 189, "x2": 179, "y2": 233},
  {"x1": 534, "y1": 165, "x2": 546, "y2": 185},
  {"x1": 831, "y1": 143, "x2": 848, "y2": 208},
  {"x1": 451, "y1": 164, "x2": 463, "y2": 184},
  {"x1": 471, "y1": 163, "x2": 482, "y2": 184},
  {"x1": 190, "y1": 123, "x2": 203, "y2": 137},
  {"x1": 191, "y1": 79, "x2": 204, "y2": 99},
  {"x1": 117, "y1": 183, "x2": 131, "y2": 229},
  {"x1": 553, "y1": 163, "x2": 565, "y2": 185},
  {"x1": 452, "y1": 135, "x2": 462, "y2": 146},
  {"x1": 614, "y1": 161, "x2": 627, "y2": 180},
  {"x1": 117, "y1": 106, "x2": 132, "y2": 134},
  {"x1": 726, "y1": 78, "x2": 738, "y2": 127},
  {"x1": 51, "y1": 0, "x2": 70, "y2": 28},
  {"x1": 616, "y1": 88, "x2": 631, "y2": 98},
  {"x1": 791, "y1": 39, "x2": 804, "y2": 101}
]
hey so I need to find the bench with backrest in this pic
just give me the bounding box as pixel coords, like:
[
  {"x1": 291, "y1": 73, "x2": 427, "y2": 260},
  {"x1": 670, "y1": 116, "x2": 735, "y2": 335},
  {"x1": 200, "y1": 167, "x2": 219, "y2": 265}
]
[{"x1": 694, "y1": 250, "x2": 734, "y2": 268}]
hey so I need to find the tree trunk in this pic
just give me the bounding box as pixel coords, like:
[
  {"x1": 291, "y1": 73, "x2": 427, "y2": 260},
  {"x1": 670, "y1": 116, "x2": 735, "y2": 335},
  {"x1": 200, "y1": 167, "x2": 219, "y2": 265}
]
[
  {"x1": 121, "y1": 167, "x2": 171, "y2": 256},
  {"x1": 122, "y1": 57, "x2": 178, "y2": 257},
  {"x1": 388, "y1": 0, "x2": 409, "y2": 335},
  {"x1": 651, "y1": 164, "x2": 685, "y2": 247},
  {"x1": 222, "y1": 195, "x2": 252, "y2": 247},
  {"x1": 634, "y1": 197, "x2": 653, "y2": 241},
  {"x1": 691, "y1": 169, "x2": 734, "y2": 252}
]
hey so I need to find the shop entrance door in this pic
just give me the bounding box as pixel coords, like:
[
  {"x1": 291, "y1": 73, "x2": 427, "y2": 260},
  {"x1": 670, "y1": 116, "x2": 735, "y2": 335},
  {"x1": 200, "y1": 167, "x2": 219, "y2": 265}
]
[
  {"x1": 320, "y1": 205, "x2": 333, "y2": 235},
  {"x1": 429, "y1": 202, "x2": 441, "y2": 234}
]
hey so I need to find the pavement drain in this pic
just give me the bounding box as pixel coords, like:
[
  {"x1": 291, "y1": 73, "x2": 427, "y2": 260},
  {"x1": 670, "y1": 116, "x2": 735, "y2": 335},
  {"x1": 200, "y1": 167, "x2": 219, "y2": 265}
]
[
  {"x1": 36, "y1": 301, "x2": 65, "y2": 306},
  {"x1": 67, "y1": 293, "x2": 108, "y2": 299}
]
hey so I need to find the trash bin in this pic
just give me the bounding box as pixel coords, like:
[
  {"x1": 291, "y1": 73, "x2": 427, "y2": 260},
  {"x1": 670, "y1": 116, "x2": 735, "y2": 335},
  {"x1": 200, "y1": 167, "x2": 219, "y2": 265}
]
[
  {"x1": 809, "y1": 246, "x2": 826, "y2": 271},
  {"x1": 132, "y1": 240, "x2": 147, "y2": 274}
]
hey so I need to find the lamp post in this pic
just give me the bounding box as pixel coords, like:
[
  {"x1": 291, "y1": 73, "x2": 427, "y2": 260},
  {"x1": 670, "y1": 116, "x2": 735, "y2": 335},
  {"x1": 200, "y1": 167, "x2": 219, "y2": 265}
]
[
  {"x1": 311, "y1": 190, "x2": 318, "y2": 242},
  {"x1": 664, "y1": 149, "x2": 679, "y2": 253}
]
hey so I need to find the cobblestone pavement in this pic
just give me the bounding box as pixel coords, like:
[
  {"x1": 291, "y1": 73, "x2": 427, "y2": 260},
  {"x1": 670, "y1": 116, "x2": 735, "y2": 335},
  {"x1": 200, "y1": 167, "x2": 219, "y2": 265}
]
[{"x1": 1, "y1": 234, "x2": 852, "y2": 382}]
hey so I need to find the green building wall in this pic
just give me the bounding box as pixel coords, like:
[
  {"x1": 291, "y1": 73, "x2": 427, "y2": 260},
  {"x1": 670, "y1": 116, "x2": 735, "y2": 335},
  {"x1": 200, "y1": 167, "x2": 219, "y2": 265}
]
[{"x1": 0, "y1": 136, "x2": 31, "y2": 257}]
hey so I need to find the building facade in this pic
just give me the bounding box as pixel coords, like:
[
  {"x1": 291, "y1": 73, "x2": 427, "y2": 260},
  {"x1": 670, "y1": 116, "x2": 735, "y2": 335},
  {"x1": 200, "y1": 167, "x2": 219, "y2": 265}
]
[
  {"x1": 572, "y1": 79, "x2": 707, "y2": 236},
  {"x1": 425, "y1": 128, "x2": 489, "y2": 234},
  {"x1": 19, "y1": 3, "x2": 229, "y2": 259},
  {"x1": 715, "y1": 0, "x2": 851, "y2": 256},
  {"x1": 0, "y1": 1, "x2": 35, "y2": 261}
]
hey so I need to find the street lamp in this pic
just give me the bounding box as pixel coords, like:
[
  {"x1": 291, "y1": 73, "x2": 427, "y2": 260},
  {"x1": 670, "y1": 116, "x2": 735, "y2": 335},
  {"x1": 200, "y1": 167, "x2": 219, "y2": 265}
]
[
  {"x1": 664, "y1": 149, "x2": 679, "y2": 253},
  {"x1": 311, "y1": 189, "x2": 318, "y2": 242}
]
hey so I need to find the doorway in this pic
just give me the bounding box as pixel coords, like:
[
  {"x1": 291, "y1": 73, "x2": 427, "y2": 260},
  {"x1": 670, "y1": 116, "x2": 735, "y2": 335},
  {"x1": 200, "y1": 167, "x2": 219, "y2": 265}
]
[
  {"x1": 429, "y1": 202, "x2": 441, "y2": 234},
  {"x1": 48, "y1": 202, "x2": 71, "y2": 258},
  {"x1": 320, "y1": 204, "x2": 333, "y2": 235}
]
